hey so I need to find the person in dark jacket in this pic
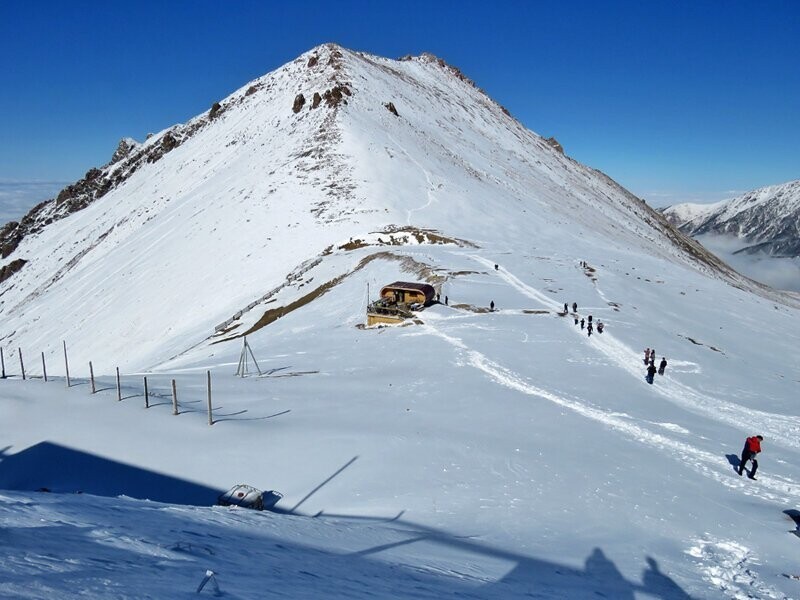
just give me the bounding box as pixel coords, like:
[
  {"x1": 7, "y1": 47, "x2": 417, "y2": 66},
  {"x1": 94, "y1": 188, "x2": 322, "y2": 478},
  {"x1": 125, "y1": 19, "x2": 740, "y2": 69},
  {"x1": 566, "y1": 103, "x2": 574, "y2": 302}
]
[
  {"x1": 597, "y1": 322, "x2": 604, "y2": 334},
  {"x1": 587, "y1": 322, "x2": 593, "y2": 337},
  {"x1": 658, "y1": 357, "x2": 667, "y2": 375},
  {"x1": 572, "y1": 302, "x2": 577, "y2": 313},
  {"x1": 564, "y1": 303, "x2": 569, "y2": 313},
  {"x1": 738, "y1": 435, "x2": 763, "y2": 479},
  {"x1": 580, "y1": 318, "x2": 585, "y2": 330},
  {"x1": 646, "y1": 363, "x2": 657, "y2": 384},
  {"x1": 490, "y1": 300, "x2": 495, "y2": 311}
]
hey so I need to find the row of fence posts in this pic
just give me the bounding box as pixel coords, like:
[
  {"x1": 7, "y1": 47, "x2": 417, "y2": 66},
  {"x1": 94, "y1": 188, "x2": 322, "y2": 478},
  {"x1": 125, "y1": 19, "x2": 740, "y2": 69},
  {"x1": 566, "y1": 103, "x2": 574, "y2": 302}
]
[{"x1": 1, "y1": 342, "x2": 215, "y2": 426}]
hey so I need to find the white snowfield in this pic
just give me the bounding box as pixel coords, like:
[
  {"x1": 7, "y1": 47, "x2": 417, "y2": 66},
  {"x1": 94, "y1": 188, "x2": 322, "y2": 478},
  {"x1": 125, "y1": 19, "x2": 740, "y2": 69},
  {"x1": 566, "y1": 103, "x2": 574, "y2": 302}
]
[{"x1": 1, "y1": 44, "x2": 799, "y2": 599}]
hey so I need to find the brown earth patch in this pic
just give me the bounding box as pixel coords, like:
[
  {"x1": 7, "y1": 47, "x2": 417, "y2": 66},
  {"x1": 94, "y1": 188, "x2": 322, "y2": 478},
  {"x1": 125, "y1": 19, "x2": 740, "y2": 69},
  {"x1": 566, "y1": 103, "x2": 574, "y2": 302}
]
[{"x1": 218, "y1": 251, "x2": 444, "y2": 340}]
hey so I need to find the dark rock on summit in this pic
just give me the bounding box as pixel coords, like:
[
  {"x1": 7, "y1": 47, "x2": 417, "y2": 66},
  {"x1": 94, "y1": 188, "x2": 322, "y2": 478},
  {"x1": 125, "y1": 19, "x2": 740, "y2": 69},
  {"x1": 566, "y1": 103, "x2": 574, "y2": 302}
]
[{"x1": 545, "y1": 137, "x2": 564, "y2": 154}]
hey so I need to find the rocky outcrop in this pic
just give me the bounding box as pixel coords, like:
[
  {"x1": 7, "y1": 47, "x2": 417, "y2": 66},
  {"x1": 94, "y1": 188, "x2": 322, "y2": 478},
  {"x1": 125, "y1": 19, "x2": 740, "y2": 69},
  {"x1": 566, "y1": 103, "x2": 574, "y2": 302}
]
[
  {"x1": 55, "y1": 167, "x2": 112, "y2": 210},
  {"x1": 384, "y1": 102, "x2": 399, "y2": 116},
  {"x1": 311, "y1": 92, "x2": 322, "y2": 109},
  {"x1": 0, "y1": 258, "x2": 26, "y2": 284},
  {"x1": 293, "y1": 94, "x2": 306, "y2": 113},
  {"x1": 545, "y1": 137, "x2": 564, "y2": 154},
  {"x1": 0, "y1": 101, "x2": 226, "y2": 261},
  {"x1": 109, "y1": 138, "x2": 138, "y2": 165},
  {"x1": 323, "y1": 85, "x2": 350, "y2": 107}
]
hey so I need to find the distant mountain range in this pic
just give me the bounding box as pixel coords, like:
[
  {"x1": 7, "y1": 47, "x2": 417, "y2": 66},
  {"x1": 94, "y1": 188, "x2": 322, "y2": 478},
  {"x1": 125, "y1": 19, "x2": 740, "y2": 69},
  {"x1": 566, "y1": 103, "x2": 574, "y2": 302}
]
[{"x1": 661, "y1": 180, "x2": 800, "y2": 258}]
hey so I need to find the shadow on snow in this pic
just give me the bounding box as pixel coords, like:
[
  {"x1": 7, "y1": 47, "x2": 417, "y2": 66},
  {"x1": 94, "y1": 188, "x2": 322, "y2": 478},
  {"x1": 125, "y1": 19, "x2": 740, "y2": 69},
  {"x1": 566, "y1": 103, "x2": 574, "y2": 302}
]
[
  {"x1": 0, "y1": 445, "x2": 696, "y2": 597},
  {"x1": 0, "y1": 442, "x2": 223, "y2": 506}
]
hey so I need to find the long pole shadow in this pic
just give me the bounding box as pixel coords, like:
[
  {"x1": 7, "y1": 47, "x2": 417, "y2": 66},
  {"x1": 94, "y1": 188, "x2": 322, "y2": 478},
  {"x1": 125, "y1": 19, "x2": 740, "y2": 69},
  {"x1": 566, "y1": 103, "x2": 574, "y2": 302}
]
[
  {"x1": 215, "y1": 409, "x2": 291, "y2": 423},
  {"x1": 312, "y1": 510, "x2": 694, "y2": 598},
  {"x1": 289, "y1": 456, "x2": 359, "y2": 514}
]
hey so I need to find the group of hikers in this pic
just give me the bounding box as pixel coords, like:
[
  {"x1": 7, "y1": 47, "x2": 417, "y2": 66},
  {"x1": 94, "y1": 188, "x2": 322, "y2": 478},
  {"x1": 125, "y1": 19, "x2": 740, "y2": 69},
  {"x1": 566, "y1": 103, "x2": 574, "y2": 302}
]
[
  {"x1": 643, "y1": 348, "x2": 667, "y2": 384},
  {"x1": 565, "y1": 302, "x2": 604, "y2": 336},
  {"x1": 497, "y1": 264, "x2": 767, "y2": 484}
]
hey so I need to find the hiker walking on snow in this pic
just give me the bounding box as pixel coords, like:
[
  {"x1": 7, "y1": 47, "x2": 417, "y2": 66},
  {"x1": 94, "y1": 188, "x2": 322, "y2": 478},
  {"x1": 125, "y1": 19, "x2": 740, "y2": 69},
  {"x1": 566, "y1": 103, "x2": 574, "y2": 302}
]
[
  {"x1": 738, "y1": 435, "x2": 763, "y2": 479},
  {"x1": 572, "y1": 302, "x2": 577, "y2": 313},
  {"x1": 490, "y1": 300, "x2": 495, "y2": 311},
  {"x1": 587, "y1": 322, "x2": 593, "y2": 337},
  {"x1": 644, "y1": 348, "x2": 650, "y2": 364},
  {"x1": 564, "y1": 303, "x2": 568, "y2": 313},
  {"x1": 580, "y1": 318, "x2": 585, "y2": 330},
  {"x1": 658, "y1": 357, "x2": 667, "y2": 375},
  {"x1": 646, "y1": 363, "x2": 657, "y2": 384},
  {"x1": 597, "y1": 322, "x2": 604, "y2": 334}
]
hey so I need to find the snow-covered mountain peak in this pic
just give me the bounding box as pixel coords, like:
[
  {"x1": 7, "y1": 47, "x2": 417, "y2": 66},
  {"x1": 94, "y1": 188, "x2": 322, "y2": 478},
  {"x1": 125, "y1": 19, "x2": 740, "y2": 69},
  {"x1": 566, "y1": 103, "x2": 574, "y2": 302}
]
[
  {"x1": 662, "y1": 179, "x2": 800, "y2": 257},
  {"x1": 2, "y1": 45, "x2": 800, "y2": 600},
  {"x1": 0, "y1": 45, "x2": 788, "y2": 371}
]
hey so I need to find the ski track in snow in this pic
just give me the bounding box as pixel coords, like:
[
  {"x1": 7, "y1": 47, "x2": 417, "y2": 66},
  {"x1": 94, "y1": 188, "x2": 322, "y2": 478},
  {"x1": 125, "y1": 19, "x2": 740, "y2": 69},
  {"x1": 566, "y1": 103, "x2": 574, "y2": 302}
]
[
  {"x1": 470, "y1": 255, "x2": 800, "y2": 452},
  {"x1": 414, "y1": 255, "x2": 800, "y2": 507},
  {"x1": 420, "y1": 319, "x2": 800, "y2": 506},
  {"x1": 388, "y1": 133, "x2": 437, "y2": 225}
]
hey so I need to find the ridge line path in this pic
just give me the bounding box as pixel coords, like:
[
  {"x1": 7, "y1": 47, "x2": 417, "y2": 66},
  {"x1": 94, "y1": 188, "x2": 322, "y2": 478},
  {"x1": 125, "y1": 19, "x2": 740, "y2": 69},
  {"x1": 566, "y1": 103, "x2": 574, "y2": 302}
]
[
  {"x1": 469, "y1": 255, "x2": 800, "y2": 452},
  {"x1": 415, "y1": 254, "x2": 800, "y2": 504}
]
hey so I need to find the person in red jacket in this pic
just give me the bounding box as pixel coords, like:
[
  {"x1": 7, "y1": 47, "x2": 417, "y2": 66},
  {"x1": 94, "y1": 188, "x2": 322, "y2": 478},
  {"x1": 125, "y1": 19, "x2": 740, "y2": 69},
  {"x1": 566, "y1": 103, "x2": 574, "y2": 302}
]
[{"x1": 738, "y1": 435, "x2": 763, "y2": 479}]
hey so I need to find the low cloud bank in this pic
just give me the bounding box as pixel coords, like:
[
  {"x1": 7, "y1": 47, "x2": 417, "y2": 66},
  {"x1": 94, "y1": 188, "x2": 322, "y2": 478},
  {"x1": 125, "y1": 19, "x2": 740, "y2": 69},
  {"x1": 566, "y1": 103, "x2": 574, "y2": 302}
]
[
  {"x1": 0, "y1": 181, "x2": 66, "y2": 225},
  {"x1": 696, "y1": 233, "x2": 800, "y2": 292}
]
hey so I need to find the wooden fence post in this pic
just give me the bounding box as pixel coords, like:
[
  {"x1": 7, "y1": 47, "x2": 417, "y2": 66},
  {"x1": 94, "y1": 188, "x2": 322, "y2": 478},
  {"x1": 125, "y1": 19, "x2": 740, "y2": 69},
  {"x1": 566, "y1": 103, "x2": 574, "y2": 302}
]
[
  {"x1": 41, "y1": 352, "x2": 48, "y2": 382},
  {"x1": 89, "y1": 361, "x2": 96, "y2": 394},
  {"x1": 143, "y1": 376, "x2": 149, "y2": 408},
  {"x1": 18, "y1": 348, "x2": 25, "y2": 380},
  {"x1": 63, "y1": 341, "x2": 70, "y2": 388},
  {"x1": 116, "y1": 367, "x2": 121, "y2": 401},
  {"x1": 171, "y1": 379, "x2": 178, "y2": 415},
  {"x1": 207, "y1": 370, "x2": 213, "y2": 426},
  {"x1": 1, "y1": 347, "x2": 5, "y2": 378}
]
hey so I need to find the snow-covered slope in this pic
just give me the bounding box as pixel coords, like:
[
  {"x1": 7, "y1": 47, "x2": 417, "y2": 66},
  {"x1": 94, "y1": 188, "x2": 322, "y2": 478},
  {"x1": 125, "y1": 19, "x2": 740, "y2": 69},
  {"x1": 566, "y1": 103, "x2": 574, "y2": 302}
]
[
  {"x1": 1, "y1": 45, "x2": 800, "y2": 599},
  {"x1": 0, "y1": 43, "x2": 762, "y2": 373},
  {"x1": 662, "y1": 180, "x2": 800, "y2": 258}
]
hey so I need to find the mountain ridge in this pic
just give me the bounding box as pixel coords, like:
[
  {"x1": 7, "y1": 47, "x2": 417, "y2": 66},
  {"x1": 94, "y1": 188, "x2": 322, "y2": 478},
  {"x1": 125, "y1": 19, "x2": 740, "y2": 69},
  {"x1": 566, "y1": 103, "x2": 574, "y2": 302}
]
[
  {"x1": 2, "y1": 44, "x2": 800, "y2": 599},
  {"x1": 0, "y1": 44, "x2": 791, "y2": 372},
  {"x1": 661, "y1": 179, "x2": 800, "y2": 258}
]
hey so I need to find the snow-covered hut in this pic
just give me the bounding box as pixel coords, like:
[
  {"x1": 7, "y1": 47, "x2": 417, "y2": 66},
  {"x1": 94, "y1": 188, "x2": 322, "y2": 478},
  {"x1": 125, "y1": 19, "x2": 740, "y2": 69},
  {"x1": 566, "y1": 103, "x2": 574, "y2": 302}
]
[{"x1": 379, "y1": 282, "x2": 435, "y2": 306}]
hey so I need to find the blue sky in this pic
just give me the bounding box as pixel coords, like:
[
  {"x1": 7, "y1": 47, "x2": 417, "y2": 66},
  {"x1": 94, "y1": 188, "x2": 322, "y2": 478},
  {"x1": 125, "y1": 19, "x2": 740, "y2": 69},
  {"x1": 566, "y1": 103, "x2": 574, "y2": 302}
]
[{"x1": 0, "y1": 0, "x2": 798, "y2": 220}]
